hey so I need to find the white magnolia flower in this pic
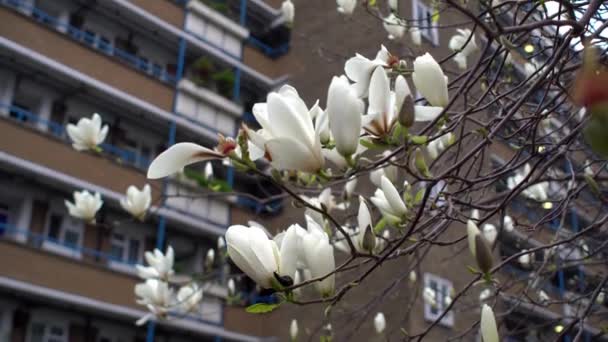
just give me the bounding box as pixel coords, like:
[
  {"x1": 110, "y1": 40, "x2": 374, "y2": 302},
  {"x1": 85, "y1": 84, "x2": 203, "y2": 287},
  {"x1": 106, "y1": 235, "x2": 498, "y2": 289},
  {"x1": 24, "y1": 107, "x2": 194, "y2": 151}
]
[
  {"x1": 344, "y1": 45, "x2": 391, "y2": 97},
  {"x1": 227, "y1": 278, "x2": 236, "y2": 296},
  {"x1": 281, "y1": 0, "x2": 294, "y2": 24},
  {"x1": 409, "y1": 271, "x2": 417, "y2": 283},
  {"x1": 302, "y1": 227, "x2": 335, "y2": 297},
  {"x1": 363, "y1": 66, "x2": 398, "y2": 137},
  {"x1": 412, "y1": 53, "x2": 449, "y2": 108},
  {"x1": 471, "y1": 209, "x2": 480, "y2": 222},
  {"x1": 225, "y1": 225, "x2": 280, "y2": 289},
  {"x1": 518, "y1": 250, "x2": 531, "y2": 268},
  {"x1": 371, "y1": 175, "x2": 408, "y2": 223},
  {"x1": 134, "y1": 279, "x2": 172, "y2": 325},
  {"x1": 480, "y1": 304, "x2": 499, "y2": 342},
  {"x1": 290, "y1": 319, "x2": 299, "y2": 341},
  {"x1": 538, "y1": 290, "x2": 550, "y2": 304},
  {"x1": 479, "y1": 288, "x2": 492, "y2": 302},
  {"x1": 327, "y1": 75, "x2": 364, "y2": 157},
  {"x1": 410, "y1": 27, "x2": 422, "y2": 46},
  {"x1": 337, "y1": 0, "x2": 356, "y2": 14},
  {"x1": 503, "y1": 215, "x2": 514, "y2": 232},
  {"x1": 147, "y1": 142, "x2": 229, "y2": 179},
  {"x1": 374, "y1": 312, "x2": 386, "y2": 334},
  {"x1": 247, "y1": 85, "x2": 325, "y2": 172},
  {"x1": 65, "y1": 190, "x2": 103, "y2": 222},
  {"x1": 278, "y1": 224, "x2": 305, "y2": 280},
  {"x1": 427, "y1": 131, "x2": 454, "y2": 160},
  {"x1": 136, "y1": 246, "x2": 175, "y2": 280},
  {"x1": 66, "y1": 113, "x2": 109, "y2": 151},
  {"x1": 597, "y1": 291, "x2": 605, "y2": 305},
  {"x1": 370, "y1": 150, "x2": 398, "y2": 187},
  {"x1": 467, "y1": 220, "x2": 482, "y2": 257},
  {"x1": 355, "y1": 197, "x2": 375, "y2": 252},
  {"x1": 315, "y1": 107, "x2": 330, "y2": 144},
  {"x1": 482, "y1": 224, "x2": 498, "y2": 245},
  {"x1": 344, "y1": 177, "x2": 358, "y2": 199},
  {"x1": 177, "y1": 283, "x2": 203, "y2": 313},
  {"x1": 120, "y1": 184, "x2": 151, "y2": 221},
  {"x1": 388, "y1": 0, "x2": 398, "y2": 11},
  {"x1": 383, "y1": 13, "x2": 406, "y2": 40},
  {"x1": 205, "y1": 249, "x2": 215, "y2": 269},
  {"x1": 507, "y1": 164, "x2": 549, "y2": 202},
  {"x1": 217, "y1": 236, "x2": 225, "y2": 250},
  {"x1": 423, "y1": 287, "x2": 437, "y2": 307},
  {"x1": 449, "y1": 29, "x2": 477, "y2": 70}
]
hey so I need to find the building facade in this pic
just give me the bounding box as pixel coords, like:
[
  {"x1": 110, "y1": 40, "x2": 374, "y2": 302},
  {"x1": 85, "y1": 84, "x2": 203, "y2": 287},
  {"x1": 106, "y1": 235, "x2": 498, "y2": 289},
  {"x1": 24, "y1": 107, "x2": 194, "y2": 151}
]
[{"x1": 0, "y1": 0, "x2": 292, "y2": 341}]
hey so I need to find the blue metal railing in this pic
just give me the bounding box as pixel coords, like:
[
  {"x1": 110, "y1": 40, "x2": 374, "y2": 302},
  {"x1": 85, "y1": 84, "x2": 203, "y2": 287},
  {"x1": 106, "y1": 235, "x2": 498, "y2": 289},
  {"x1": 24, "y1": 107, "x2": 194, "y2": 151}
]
[
  {"x1": 1, "y1": 0, "x2": 177, "y2": 85},
  {"x1": 1, "y1": 102, "x2": 151, "y2": 170},
  {"x1": 246, "y1": 36, "x2": 290, "y2": 58},
  {"x1": 235, "y1": 195, "x2": 282, "y2": 214},
  {"x1": 0, "y1": 222, "x2": 137, "y2": 266}
]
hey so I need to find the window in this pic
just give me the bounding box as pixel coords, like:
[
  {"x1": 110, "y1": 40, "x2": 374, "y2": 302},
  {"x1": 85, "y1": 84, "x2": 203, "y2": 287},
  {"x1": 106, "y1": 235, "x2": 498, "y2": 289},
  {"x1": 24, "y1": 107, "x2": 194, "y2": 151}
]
[
  {"x1": 423, "y1": 273, "x2": 454, "y2": 327},
  {"x1": 109, "y1": 233, "x2": 143, "y2": 265},
  {"x1": 413, "y1": 0, "x2": 439, "y2": 46},
  {"x1": 28, "y1": 321, "x2": 68, "y2": 342},
  {"x1": 43, "y1": 211, "x2": 83, "y2": 259}
]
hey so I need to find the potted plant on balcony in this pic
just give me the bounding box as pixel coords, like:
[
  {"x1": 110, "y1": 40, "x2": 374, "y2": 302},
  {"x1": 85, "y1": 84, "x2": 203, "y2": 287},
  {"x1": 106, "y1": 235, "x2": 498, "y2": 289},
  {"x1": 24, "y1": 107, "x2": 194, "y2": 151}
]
[
  {"x1": 212, "y1": 69, "x2": 235, "y2": 99},
  {"x1": 191, "y1": 57, "x2": 215, "y2": 87}
]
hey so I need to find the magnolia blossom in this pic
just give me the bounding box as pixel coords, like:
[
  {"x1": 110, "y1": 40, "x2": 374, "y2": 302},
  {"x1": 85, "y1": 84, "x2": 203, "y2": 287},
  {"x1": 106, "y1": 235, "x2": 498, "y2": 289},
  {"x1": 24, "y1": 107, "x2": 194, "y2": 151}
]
[
  {"x1": 482, "y1": 223, "x2": 498, "y2": 245},
  {"x1": 302, "y1": 227, "x2": 335, "y2": 296},
  {"x1": 177, "y1": 283, "x2": 203, "y2": 313},
  {"x1": 315, "y1": 107, "x2": 330, "y2": 144},
  {"x1": 480, "y1": 304, "x2": 499, "y2": 342},
  {"x1": 471, "y1": 209, "x2": 480, "y2": 222},
  {"x1": 479, "y1": 288, "x2": 492, "y2": 302},
  {"x1": 423, "y1": 287, "x2": 437, "y2": 307},
  {"x1": 503, "y1": 215, "x2": 514, "y2": 232},
  {"x1": 136, "y1": 246, "x2": 175, "y2": 280},
  {"x1": 374, "y1": 312, "x2": 386, "y2": 334},
  {"x1": 383, "y1": 13, "x2": 405, "y2": 40},
  {"x1": 65, "y1": 190, "x2": 103, "y2": 222},
  {"x1": 412, "y1": 53, "x2": 449, "y2": 108},
  {"x1": 363, "y1": 67, "x2": 398, "y2": 137},
  {"x1": 344, "y1": 45, "x2": 391, "y2": 97},
  {"x1": 225, "y1": 225, "x2": 279, "y2": 289},
  {"x1": 409, "y1": 271, "x2": 417, "y2": 283},
  {"x1": 467, "y1": 220, "x2": 481, "y2": 257},
  {"x1": 370, "y1": 150, "x2": 398, "y2": 186},
  {"x1": 468, "y1": 220, "x2": 494, "y2": 273},
  {"x1": 120, "y1": 184, "x2": 151, "y2": 221},
  {"x1": 327, "y1": 75, "x2": 364, "y2": 157},
  {"x1": 217, "y1": 236, "x2": 225, "y2": 250},
  {"x1": 371, "y1": 175, "x2": 408, "y2": 223},
  {"x1": 355, "y1": 197, "x2": 375, "y2": 252},
  {"x1": 247, "y1": 85, "x2": 325, "y2": 172},
  {"x1": 597, "y1": 292, "x2": 605, "y2": 305},
  {"x1": 448, "y1": 29, "x2": 477, "y2": 70},
  {"x1": 336, "y1": 0, "x2": 356, "y2": 14},
  {"x1": 344, "y1": 177, "x2": 358, "y2": 199},
  {"x1": 227, "y1": 278, "x2": 236, "y2": 296},
  {"x1": 410, "y1": 27, "x2": 422, "y2": 46},
  {"x1": 290, "y1": 319, "x2": 299, "y2": 341},
  {"x1": 518, "y1": 250, "x2": 532, "y2": 268},
  {"x1": 538, "y1": 290, "x2": 550, "y2": 304},
  {"x1": 205, "y1": 249, "x2": 215, "y2": 269},
  {"x1": 147, "y1": 142, "x2": 230, "y2": 179},
  {"x1": 66, "y1": 113, "x2": 109, "y2": 151},
  {"x1": 427, "y1": 131, "x2": 454, "y2": 160},
  {"x1": 281, "y1": 0, "x2": 294, "y2": 24},
  {"x1": 134, "y1": 279, "x2": 172, "y2": 325},
  {"x1": 388, "y1": 0, "x2": 398, "y2": 11},
  {"x1": 278, "y1": 224, "x2": 306, "y2": 280},
  {"x1": 507, "y1": 164, "x2": 549, "y2": 202}
]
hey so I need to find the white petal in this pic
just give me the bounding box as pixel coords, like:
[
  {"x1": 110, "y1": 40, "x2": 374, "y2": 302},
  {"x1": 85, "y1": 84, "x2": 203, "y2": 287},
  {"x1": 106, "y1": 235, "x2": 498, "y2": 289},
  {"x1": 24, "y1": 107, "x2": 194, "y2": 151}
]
[
  {"x1": 147, "y1": 143, "x2": 223, "y2": 179},
  {"x1": 414, "y1": 106, "x2": 444, "y2": 122}
]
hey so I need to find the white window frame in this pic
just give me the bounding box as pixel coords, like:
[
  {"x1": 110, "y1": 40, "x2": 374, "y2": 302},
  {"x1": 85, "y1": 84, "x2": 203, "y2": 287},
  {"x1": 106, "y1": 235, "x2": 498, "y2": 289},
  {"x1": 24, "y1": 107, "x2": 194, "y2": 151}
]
[
  {"x1": 423, "y1": 273, "x2": 455, "y2": 327},
  {"x1": 27, "y1": 318, "x2": 69, "y2": 342},
  {"x1": 108, "y1": 231, "x2": 144, "y2": 272},
  {"x1": 413, "y1": 0, "x2": 439, "y2": 46},
  {"x1": 42, "y1": 205, "x2": 84, "y2": 259}
]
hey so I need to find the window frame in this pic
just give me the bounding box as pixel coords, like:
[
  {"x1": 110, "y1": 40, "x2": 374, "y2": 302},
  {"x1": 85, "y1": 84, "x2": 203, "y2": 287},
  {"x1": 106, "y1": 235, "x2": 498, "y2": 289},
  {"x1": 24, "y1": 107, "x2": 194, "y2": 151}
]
[
  {"x1": 412, "y1": 0, "x2": 439, "y2": 46},
  {"x1": 423, "y1": 273, "x2": 455, "y2": 327},
  {"x1": 41, "y1": 204, "x2": 84, "y2": 259}
]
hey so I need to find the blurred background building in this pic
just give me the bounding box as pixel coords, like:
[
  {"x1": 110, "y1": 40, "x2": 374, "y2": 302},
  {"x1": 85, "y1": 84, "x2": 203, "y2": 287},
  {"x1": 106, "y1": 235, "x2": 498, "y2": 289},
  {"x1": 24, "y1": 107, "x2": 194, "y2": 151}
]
[{"x1": 0, "y1": 0, "x2": 606, "y2": 341}]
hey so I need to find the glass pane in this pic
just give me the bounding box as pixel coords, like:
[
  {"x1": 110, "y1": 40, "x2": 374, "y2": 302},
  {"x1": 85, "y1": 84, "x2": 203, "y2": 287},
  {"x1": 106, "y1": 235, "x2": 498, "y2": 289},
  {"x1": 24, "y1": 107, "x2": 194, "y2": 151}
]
[
  {"x1": 48, "y1": 214, "x2": 63, "y2": 240},
  {"x1": 29, "y1": 322, "x2": 45, "y2": 342},
  {"x1": 128, "y1": 239, "x2": 140, "y2": 264},
  {"x1": 63, "y1": 230, "x2": 79, "y2": 248},
  {"x1": 430, "y1": 280, "x2": 438, "y2": 315}
]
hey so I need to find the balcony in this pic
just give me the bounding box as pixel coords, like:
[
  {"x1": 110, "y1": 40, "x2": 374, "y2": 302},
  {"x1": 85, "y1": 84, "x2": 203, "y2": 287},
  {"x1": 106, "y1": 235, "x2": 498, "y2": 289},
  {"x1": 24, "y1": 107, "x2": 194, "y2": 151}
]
[
  {"x1": 128, "y1": 0, "x2": 185, "y2": 28},
  {"x1": 0, "y1": 3, "x2": 175, "y2": 111},
  {"x1": 0, "y1": 118, "x2": 161, "y2": 199}
]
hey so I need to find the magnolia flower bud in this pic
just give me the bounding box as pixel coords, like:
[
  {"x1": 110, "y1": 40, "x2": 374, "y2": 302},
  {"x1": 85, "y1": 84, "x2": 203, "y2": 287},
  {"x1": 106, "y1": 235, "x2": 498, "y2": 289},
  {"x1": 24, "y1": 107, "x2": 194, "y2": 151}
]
[
  {"x1": 503, "y1": 215, "x2": 514, "y2": 232},
  {"x1": 362, "y1": 224, "x2": 376, "y2": 253},
  {"x1": 327, "y1": 75, "x2": 364, "y2": 157},
  {"x1": 337, "y1": 0, "x2": 357, "y2": 15},
  {"x1": 227, "y1": 278, "x2": 236, "y2": 296},
  {"x1": 290, "y1": 319, "x2": 298, "y2": 341},
  {"x1": 409, "y1": 271, "x2": 417, "y2": 283},
  {"x1": 475, "y1": 235, "x2": 494, "y2": 274},
  {"x1": 538, "y1": 290, "x2": 550, "y2": 304},
  {"x1": 471, "y1": 209, "x2": 480, "y2": 222},
  {"x1": 383, "y1": 13, "x2": 406, "y2": 40},
  {"x1": 205, "y1": 249, "x2": 215, "y2": 269},
  {"x1": 482, "y1": 224, "x2": 498, "y2": 246},
  {"x1": 479, "y1": 288, "x2": 491, "y2": 302},
  {"x1": 480, "y1": 304, "x2": 499, "y2": 342},
  {"x1": 374, "y1": 312, "x2": 386, "y2": 334},
  {"x1": 597, "y1": 291, "x2": 605, "y2": 305},
  {"x1": 217, "y1": 236, "x2": 226, "y2": 250},
  {"x1": 388, "y1": 0, "x2": 398, "y2": 11},
  {"x1": 281, "y1": 0, "x2": 294, "y2": 25},
  {"x1": 412, "y1": 53, "x2": 449, "y2": 108},
  {"x1": 518, "y1": 250, "x2": 531, "y2": 268},
  {"x1": 344, "y1": 177, "x2": 357, "y2": 199},
  {"x1": 423, "y1": 287, "x2": 437, "y2": 307}
]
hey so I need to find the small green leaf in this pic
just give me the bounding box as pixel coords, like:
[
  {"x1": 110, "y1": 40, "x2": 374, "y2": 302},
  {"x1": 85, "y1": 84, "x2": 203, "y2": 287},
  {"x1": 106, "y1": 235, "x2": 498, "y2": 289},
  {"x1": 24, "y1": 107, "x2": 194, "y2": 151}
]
[
  {"x1": 414, "y1": 189, "x2": 426, "y2": 204},
  {"x1": 373, "y1": 217, "x2": 387, "y2": 234},
  {"x1": 410, "y1": 135, "x2": 428, "y2": 145},
  {"x1": 359, "y1": 139, "x2": 386, "y2": 150},
  {"x1": 245, "y1": 302, "x2": 281, "y2": 314}
]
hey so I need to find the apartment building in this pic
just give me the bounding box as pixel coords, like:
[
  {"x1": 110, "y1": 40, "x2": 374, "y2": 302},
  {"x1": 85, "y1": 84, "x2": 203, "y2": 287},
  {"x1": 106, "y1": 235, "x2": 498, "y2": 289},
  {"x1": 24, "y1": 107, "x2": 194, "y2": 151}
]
[
  {"x1": 0, "y1": 0, "x2": 292, "y2": 341},
  {"x1": 224, "y1": 0, "x2": 608, "y2": 341}
]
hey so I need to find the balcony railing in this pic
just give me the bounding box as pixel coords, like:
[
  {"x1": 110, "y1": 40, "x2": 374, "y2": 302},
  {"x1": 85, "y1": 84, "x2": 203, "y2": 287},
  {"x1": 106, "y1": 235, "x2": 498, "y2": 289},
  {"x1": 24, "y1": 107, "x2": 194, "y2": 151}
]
[
  {"x1": 247, "y1": 36, "x2": 290, "y2": 58},
  {"x1": 1, "y1": 0, "x2": 178, "y2": 85},
  {"x1": 1, "y1": 103, "x2": 152, "y2": 170}
]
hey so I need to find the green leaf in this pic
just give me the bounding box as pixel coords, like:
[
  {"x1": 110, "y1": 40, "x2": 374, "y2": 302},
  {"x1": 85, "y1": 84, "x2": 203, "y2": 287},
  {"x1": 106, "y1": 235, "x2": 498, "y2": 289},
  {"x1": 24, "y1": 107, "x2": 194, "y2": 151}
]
[
  {"x1": 410, "y1": 135, "x2": 428, "y2": 145},
  {"x1": 414, "y1": 189, "x2": 426, "y2": 204},
  {"x1": 245, "y1": 302, "x2": 281, "y2": 314},
  {"x1": 373, "y1": 217, "x2": 388, "y2": 234}
]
